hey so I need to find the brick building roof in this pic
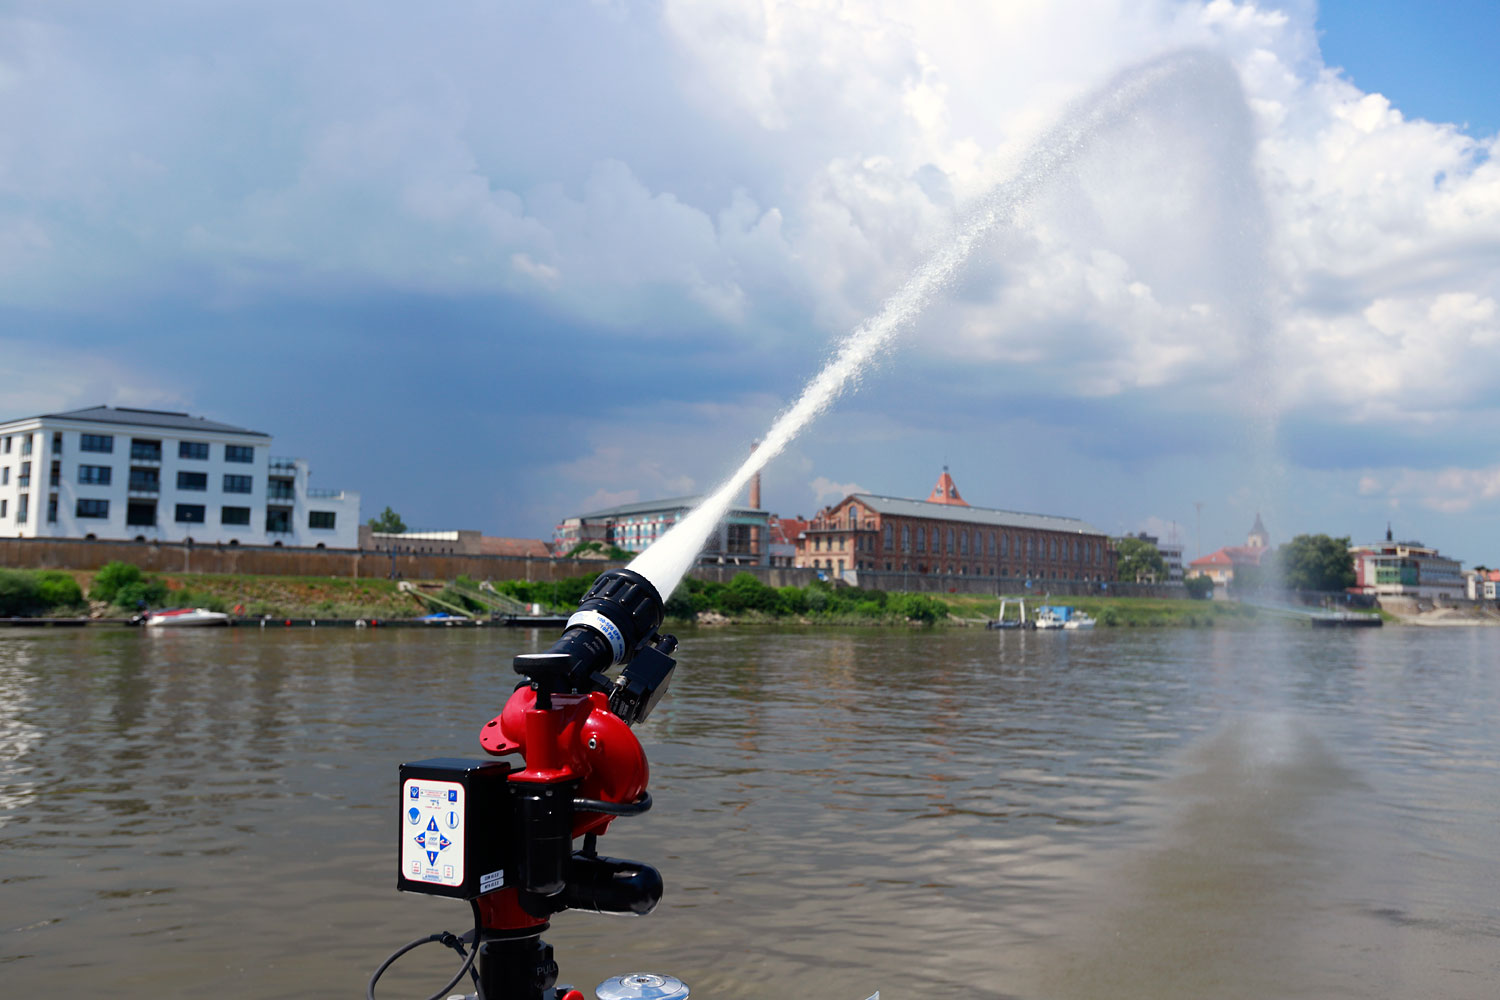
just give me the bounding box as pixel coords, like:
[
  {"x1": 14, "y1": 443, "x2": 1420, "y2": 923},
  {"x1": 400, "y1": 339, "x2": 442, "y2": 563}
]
[{"x1": 843, "y1": 493, "x2": 1101, "y2": 535}]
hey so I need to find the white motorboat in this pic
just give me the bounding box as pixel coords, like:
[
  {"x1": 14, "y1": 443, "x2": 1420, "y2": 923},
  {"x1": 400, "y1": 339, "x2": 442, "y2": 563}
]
[
  {"x1": 1063, "y1": 611, "x2": 1096, "y2": 630},
  {"x1": 1033, "y1": 607, "x2": 1066, "y2": 629},
  {"x1": 144, "y1": 607, "x2": 230, "y2": 627}
]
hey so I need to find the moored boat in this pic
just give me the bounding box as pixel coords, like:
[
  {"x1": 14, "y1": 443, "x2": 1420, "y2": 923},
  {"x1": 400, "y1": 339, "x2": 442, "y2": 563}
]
[{"x1": 144, "y1": 607, "x2": 230, "y2": 627}]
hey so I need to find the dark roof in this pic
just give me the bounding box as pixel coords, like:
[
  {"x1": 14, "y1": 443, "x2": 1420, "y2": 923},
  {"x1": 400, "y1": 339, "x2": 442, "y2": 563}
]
[
  {"x1": 35, "y1": 405, "x2": 269, "y2": 437},
  {"x1": 840, "y1": 493, "x2": 1102, "y2": 534},
  {"x1": 579, "y1": 495, "x2": 766, "y2": 519}
]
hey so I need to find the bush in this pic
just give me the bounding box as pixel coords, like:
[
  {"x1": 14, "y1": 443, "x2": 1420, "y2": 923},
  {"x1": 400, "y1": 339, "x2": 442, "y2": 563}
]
[
  {"x1": 1184, "y1": 575, "x2": 1215, "y2": 601},
  {"x1": 90, "y1": 561, "x2": 144, "y2": 603},
  {"x1": 888, "y1": 592, "x2": 946, "y2": 624},
  {"x1": 0, "y1": 570, "x2": 42, "y2": 617},
  {"x1": 36, "y1": 571, "x2": 83, "y2": 609},
  {"x1": 726, "y1": 572, "x2": 778, "y2": 613},
  {"x1": 114, "y1": 578, "x2": 169, "y2": 610}
]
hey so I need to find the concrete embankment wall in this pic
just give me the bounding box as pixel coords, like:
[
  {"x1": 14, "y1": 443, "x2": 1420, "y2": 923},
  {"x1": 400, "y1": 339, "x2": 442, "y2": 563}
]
[
  {"x1": 1, "y1": 538, "x2": 1175, "y2": 597},
  {"x1": 0, "y1": 537, "x2": 822, "y2": 589}
]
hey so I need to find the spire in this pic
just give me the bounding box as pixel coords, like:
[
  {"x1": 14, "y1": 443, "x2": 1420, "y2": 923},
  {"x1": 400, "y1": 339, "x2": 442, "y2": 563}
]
[
  {"x1": 1386, "y1": 522, "x2": 1393, "y2": 542},
  {"x1": 926, "y1": 466, "x2": 969, "y2": 506},
  {"x1": 1247, "y1": 512, "x2": 1269, "y2": 549}
]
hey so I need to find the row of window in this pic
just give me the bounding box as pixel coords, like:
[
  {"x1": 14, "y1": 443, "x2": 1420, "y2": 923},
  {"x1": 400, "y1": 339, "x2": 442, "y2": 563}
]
[
  {"x1": 811, "y1": 521, "x2": 1105, "y2": 564},
  {"x1": 2, "y1": 434, "x2": 33, "y2": 456},
  {"x1": 77, "y1": 434, "x2": 255, "y2": 463},
  {"x1": 68, "y1": 499, "x2": 336, "y2": 528},
  {"x1": 813, "y1": 556, "x2": 1108, "y2": 581},
  {"x1": 62, "y1": 466, "x2": 258, "y2": 493}
]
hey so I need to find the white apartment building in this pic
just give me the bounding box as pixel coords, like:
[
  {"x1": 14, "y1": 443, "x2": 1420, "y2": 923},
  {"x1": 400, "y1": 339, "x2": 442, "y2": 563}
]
[{"x1": 0, "y1": 406, "x2": 360, "y2": 548}]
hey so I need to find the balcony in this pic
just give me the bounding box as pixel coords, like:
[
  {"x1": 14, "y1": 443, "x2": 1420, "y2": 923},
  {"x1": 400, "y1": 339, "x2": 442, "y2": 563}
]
[
  {"x1": 129, "y1": 444, "x2": 162, "y2": 464},
  {"x1": 267, "y1": 485, "x2": 295, "y2": 501},
  {"x1": 307, "y1": 488, "x2": 344, "y2": 499},
  {"x1": 269, "y1": 456, "x2": 298, "y2": 472}
]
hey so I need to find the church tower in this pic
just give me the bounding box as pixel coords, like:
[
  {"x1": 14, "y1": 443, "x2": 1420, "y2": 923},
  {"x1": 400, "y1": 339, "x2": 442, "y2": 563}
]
[{"x1": 1247, "y1": 512, "x2": 1269, "y2": 550}]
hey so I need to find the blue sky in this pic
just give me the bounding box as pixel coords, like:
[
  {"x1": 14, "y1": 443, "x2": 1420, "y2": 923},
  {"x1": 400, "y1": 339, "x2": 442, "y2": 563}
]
[{"x1": 3, "y1": 1, "x2": 1499, "y2": 564}]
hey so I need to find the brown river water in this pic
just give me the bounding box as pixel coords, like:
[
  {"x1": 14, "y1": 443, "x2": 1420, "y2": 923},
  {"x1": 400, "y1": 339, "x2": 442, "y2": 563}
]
[{"x1": 2, "y1": 624, "x2": 1497, "y2": 999}]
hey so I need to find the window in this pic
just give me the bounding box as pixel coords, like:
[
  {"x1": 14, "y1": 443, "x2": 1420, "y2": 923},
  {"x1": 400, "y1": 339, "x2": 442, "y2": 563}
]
[
  {"x1": 902, "y1": 524, "x2": 910, "y2": 551},
  {"x1": 18, "y1": 461, "x2": 30, "y2": 488},
  {"x1": 225, "y1": 444, "x2": 254, "y2": 463},
  {"x1": 1, "y1": 468, "x2": 7, "y2": 486},
  {"x1": 309, "y1": 510, "x2": 336, "y2": 530},
  {"x1": 959, "y1": 531, "x2": 968, "y2": 555},
  {"x1": 267, "y1": 480, "x2": 294, "y2": 500},
  {"x1": 21, "y1": 435, "x2": 32, "y2": 456},
  {"x1": 52, "y1": 431, "x2": 62, "y2": 454},
  {"x1": 177, "y1": 471, "x2": 207, "y2": 491},
  {"x1": 848, "y1": 508, "x2": 858, "y2": 530},
  {"x1": 221, "y1": 506, "x2": 251, "y2": 526},
  {"x1": 946, "y1": 528, "x2": 954, "y2": 554},
  {"x1": 884, "y1": 524, "x2": 893, "y2": 549},
  {"x1": 78, "y1": 465, "x2": 112, "y2": 485},
  {"x1": 49, "y1": 460, "x2": 60, "y2": 487},
  {"x1": 126, "y1": 502, "x2": 156, "y2": 527},
  {"x1": 1001, "y1": 534, "x2": 1009, "y2": 557},
  {"x1": 1, "y1": 436, "x2": 8, "y2": 453},
  {"x1": 17, "y1": 494, "x2": 27, "y2": 523},
  {"x1": 916, "y1": 527, "x2": 926, "y2": 552},
  {"x1": 0, "y1": 498, "x2": 6, "y2": 518},
  {"x1": 266, "y1": 509, "x2": 290, "y2": 533},
  {"x1": 76, "y1": 498, "x2": 109, "y2": 519},
  {"x1": 80, "y1": 434, "x2": 113, "y2": 453},
  {"x1": 47, "y1": 495, "x2": 57, "y2": 523},
  {"x1": 130, "y1": 439, "x2": 162, "y2": 462},
  {"x1": 175, "y1": 503, "x2": 206, "y2": 523},
  {"x1": 129, "y1": 467, "x2": 160, "y2": 491},
  {"x1": 223, "y1": 474, "x2": 253, "y2": 494},
  {"x1": 179, "y1": 441, "x2": 209, "y2": 460}
]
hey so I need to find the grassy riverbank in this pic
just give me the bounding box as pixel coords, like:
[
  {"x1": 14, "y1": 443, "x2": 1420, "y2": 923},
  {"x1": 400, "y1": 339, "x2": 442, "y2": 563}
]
[{"x1": 5, "y1": 564, "x2": 1314, "y2": 628}]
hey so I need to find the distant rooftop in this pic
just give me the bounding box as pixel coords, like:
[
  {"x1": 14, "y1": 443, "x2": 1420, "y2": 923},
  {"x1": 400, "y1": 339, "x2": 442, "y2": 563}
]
[
  {"x1": 4, "y1": 405, "x2": 270, "y2": 438},
  {"x1": 846, "y1": 493, "x2": 1102, "y2": 535},
  {"x1": 578, "y1": 495, "x2": 766, "y2": 519}
]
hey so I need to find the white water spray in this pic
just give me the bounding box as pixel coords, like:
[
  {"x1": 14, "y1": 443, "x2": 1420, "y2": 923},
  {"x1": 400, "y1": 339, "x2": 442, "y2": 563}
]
[{"x1": 629, "y1": 50, "x2": 1259, "y2": 600}]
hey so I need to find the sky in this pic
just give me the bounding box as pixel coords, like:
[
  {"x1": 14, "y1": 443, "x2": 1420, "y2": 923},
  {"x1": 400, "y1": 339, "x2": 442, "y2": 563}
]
[{"x1": 3, "y1": 1, "x2": 1498, "y2": 564}]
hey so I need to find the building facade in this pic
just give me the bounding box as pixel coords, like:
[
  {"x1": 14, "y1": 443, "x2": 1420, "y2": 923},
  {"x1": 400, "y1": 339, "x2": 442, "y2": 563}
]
[
  {"x1": 794, "y1": 470, "x2": 1115, "y2": 582},
  {"x1": 0, "y1": 406, "x2": 359, "y2": 548},
  {"x1": 555, "y1": 496, "x2": 771, "y2": 566},
  {"x1": 359, "y1": 527, "x2": 550, "y2": 557},
  {"x1": 1186, "y1": 513, "x2": 1270, "y2": 589},
  {"x1": 1351, "y1": 531, "x2": 1465, "y2": 600}
]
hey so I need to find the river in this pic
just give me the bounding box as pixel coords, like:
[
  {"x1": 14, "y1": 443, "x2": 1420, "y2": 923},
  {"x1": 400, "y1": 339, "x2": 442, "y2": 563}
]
[{"x1": 1, "y1": 624, "x2": 1497, "y2": 998}]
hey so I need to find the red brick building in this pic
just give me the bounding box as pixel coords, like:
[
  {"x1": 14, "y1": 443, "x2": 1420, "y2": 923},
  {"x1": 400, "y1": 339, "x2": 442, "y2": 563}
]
[{"x1": 794, "y1": 469, "x2": 1115, "y2": 582}]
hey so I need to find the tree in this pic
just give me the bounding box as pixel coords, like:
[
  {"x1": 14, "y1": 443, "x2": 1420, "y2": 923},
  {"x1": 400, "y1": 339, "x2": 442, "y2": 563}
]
[
  {"x1": 1183, "y1": 575, "x2": 1215, "y2": 600},
  {"x1": 1115, "y1": 537, "x2": 1167, "y2": 583},
  {"x1": 367, "y1": 507, "x2": 407, "y2": 533},
  {"x1": 1278, "y1": 534, "x2": 1355, "y2": 592}
]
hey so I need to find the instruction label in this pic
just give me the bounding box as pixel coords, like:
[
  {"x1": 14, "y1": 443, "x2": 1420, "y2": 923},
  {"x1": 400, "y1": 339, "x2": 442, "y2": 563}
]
[{"x1": 401, "y1": 778, "x2": 465, "y2": 887}]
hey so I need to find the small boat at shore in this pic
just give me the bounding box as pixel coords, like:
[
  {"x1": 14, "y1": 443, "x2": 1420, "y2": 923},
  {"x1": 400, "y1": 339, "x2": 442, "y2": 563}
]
[
  {"x1": 1063, "y1": 611, "x2": 1096, "y2": 630},
  {"x1": 144, "y1": 607, "x2": 230, "y2": 627}
]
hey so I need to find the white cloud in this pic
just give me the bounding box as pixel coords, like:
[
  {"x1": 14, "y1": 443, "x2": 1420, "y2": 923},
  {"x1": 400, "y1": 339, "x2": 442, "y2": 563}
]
[
  {"x1": 6, "y1": 0, "x2": 1500, "y2": 532},
  {"x1": 1358, "y1": 465, "x2": 1500, "y2": 515},
  {"x1": 810, "y1": 476, "x2": 868, "y2": 506}
]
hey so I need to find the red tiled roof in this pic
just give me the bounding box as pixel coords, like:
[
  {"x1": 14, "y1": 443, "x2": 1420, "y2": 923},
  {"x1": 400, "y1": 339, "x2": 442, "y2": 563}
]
[
  {"x1": 1189, "y1": 545, "x2": 1265, "y2": 569},
  {"x1": 769, "y1": 516, "x2": 809, "y2": 546}
]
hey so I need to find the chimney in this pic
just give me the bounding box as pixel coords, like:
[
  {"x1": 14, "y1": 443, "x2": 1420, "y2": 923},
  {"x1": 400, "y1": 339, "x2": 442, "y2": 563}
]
[{"x1": 749, "y1": 441, "x2": 761, "y2": 510}]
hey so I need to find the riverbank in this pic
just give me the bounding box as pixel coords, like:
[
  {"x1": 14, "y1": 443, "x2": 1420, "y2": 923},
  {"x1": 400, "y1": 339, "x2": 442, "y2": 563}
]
[{"x1": 0, "y1": 565, "x2": 1427, "y2": 629}]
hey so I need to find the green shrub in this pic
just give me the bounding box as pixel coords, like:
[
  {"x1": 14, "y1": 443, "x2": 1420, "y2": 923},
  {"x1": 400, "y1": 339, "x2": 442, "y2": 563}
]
[
  {"x1": 90, "y1": 561, "x2": 144, "y2": 603},
  {"x1": 1098, "y1": 606, "x2": 1121, "y2": 627},
  {"x1": 113, "y1": 578, "x2": 169, "y2": 610},
  {"x1": 888, "y1": 592, "x2": 945, "y2": 624},
  {"x1": 35, "y1": 571, "x2": 83, "y2": 609},
  {"x1": 0, "y1": 570, "x2": 42, "y2": 616},
  {"x1": 726, "y1": 572, "x2": 778, "y2": 613}
]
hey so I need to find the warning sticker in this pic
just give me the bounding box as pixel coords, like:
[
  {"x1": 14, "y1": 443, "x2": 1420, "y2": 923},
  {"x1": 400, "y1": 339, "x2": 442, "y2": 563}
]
[{"x1": 401, "y1": 778, "x2": 464, "y2": 887}]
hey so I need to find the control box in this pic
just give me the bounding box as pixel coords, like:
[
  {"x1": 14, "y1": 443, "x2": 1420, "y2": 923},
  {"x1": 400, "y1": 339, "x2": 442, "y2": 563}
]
[{"x1": 397, "y1": 757, "x2": 513, "y2": 899}]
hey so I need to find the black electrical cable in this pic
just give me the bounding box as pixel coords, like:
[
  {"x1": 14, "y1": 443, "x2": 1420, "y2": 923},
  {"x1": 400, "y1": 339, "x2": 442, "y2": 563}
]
[
  {"x1": 572, "y1": 790, "x2": 652, "y2": 816},
  {"x1": 367, "y1": 900, "x2": 485, "y2": 1000}
]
